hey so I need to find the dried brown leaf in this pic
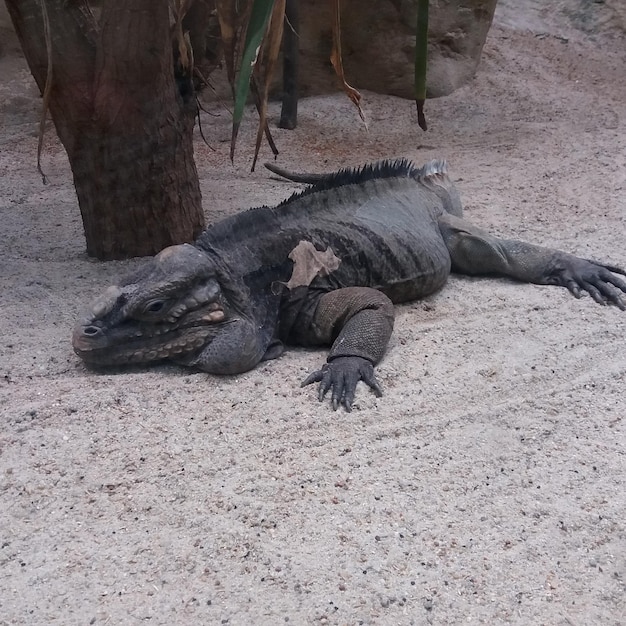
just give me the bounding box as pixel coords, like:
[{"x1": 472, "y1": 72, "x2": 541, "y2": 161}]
[
  {"x1": 329, "y1": 0, "x2": 365, "y2": 124},
  {"x1": 215, "y1": 0, "x2": 254, "y2": 95},
  {"x1": 251, "y1": 0, "x2": 286, "y2": 170}
]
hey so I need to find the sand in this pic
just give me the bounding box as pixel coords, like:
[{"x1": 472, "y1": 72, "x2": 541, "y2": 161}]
[{"x1": 1, "y1": 1, "x2": 625, "y2": 624}]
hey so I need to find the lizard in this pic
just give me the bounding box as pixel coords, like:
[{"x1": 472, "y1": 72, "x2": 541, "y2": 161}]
[{"x1": 73, "y1": 158, "x2": 626, "y2": 410}]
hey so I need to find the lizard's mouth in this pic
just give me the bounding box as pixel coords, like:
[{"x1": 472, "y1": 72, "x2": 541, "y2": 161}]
[{"x1": 72, "y1": 301, "x2": 229, "y2": 366}]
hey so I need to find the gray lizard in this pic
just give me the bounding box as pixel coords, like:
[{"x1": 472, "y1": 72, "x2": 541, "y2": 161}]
[{"x1": 73, "y1": 159, "x2": 626, "y2": 410}]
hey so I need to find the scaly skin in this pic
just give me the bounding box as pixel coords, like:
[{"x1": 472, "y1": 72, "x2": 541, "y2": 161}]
[{"x1": 73, "y1": 159, "x2": 626, "y2": 410}]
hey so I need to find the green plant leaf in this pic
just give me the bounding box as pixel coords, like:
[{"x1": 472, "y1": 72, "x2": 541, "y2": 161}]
[
  {"x1": 251, "y1": 0, "x2": 285, "y2": 171},
  {"x1": 231, "y1": 0, "x2": 276, "y2": 162}
]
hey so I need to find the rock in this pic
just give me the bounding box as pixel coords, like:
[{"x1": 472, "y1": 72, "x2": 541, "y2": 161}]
[{"x1": 296, "y1": 0, "x2": 498, "y2": 99}]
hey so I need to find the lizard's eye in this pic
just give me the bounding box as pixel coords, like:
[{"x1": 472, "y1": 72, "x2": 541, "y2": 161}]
[{"x1": 144, "y1": 300, "x2": 166, "y2": 314}]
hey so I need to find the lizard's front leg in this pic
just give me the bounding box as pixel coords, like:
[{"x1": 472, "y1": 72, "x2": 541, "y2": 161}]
[{"x1": 300, "y1": 287, "x2": 395, "y2": 411}]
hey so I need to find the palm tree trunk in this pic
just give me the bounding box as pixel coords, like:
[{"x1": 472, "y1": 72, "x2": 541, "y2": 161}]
[{"x1": 6, "y1": 0, "x2": 206, "y2": 260}]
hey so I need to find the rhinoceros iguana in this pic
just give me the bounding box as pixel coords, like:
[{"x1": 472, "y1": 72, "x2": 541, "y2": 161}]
[{"x1": 73, "y1": 159, "x2": 626, "y2": 410}]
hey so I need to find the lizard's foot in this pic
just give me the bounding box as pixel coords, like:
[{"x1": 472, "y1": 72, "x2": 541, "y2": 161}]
[
  {"x1": 301, "y1": 356, "x2": 382, "y2": 412},
  {"x1": 549, "y1": 256, "x2": 626, "y2": 309}
]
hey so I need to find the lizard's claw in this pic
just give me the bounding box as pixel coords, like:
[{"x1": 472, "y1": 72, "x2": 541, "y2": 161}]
[
  {"x1": 301, "y1": 356, "x2": 382, "y2": 411},
  {"x1": 551, "y1": 257, "x2": 626, "y2": 310}
]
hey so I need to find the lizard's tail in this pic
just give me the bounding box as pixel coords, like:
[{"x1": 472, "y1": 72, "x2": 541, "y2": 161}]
[{"x1": 264, "y1": 162, "x2": 329, "y2": 184}]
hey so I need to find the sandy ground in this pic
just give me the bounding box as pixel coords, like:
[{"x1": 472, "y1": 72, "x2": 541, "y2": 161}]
[{"x1": 1, "y1": 1, "x2": 625, "y2": 624}]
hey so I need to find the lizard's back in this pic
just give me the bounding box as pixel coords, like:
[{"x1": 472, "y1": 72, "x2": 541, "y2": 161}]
[{"x1": 198, "y1": 159, "x2": 457, "y2": 302}]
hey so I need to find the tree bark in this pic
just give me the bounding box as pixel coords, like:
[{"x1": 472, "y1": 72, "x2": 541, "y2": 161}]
[{"x1": 6, "y1": 0, "x2": 208, "y2": 260}]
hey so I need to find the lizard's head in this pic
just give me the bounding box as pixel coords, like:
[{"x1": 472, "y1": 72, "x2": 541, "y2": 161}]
[{"x1": 73, "y1": 244, "x2": 266, "y2": 374}]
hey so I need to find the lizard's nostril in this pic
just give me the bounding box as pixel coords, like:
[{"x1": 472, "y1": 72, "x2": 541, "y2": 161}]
[{"x1": 83, "y1": 326, "x2": 101, "y2": 336}]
